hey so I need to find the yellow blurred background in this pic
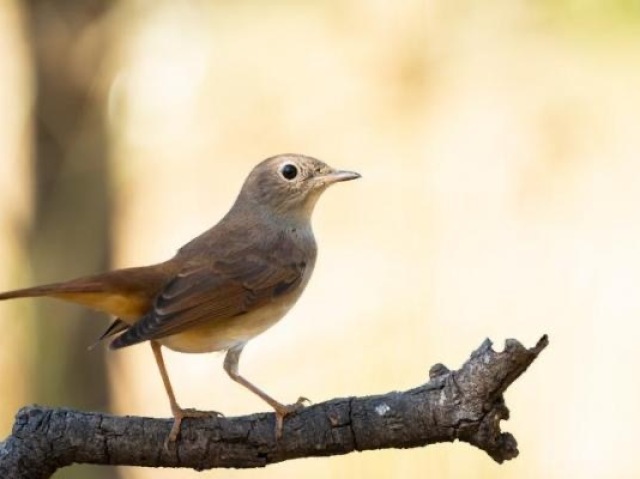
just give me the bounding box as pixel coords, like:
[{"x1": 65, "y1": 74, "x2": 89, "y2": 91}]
[{"x1": 1, "y1": 1, "x2": 639, "y2": 478}]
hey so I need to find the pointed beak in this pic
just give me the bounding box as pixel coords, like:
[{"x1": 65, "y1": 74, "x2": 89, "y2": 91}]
[{"x1": 324, "y1": 169, "x2": 361, "y2": 184}]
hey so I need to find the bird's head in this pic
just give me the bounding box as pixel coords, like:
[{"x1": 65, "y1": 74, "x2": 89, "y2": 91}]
[{"x1": 235, "y1": 154, "x2": 360, "y2": 222}]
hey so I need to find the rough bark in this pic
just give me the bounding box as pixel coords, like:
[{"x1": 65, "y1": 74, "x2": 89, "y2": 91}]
[{"x1": 0, "y1": 335, "x2": 548, "y2": 478}]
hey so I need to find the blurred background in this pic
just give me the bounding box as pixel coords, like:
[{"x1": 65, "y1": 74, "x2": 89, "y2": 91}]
[{"x1": 1, "y1": 0, "x2": 639, "y2": 478}]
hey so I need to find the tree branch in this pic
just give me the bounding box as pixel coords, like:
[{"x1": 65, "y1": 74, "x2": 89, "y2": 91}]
[{"x1": 0, "y1": 335, "x2": 548, "y2": 478}]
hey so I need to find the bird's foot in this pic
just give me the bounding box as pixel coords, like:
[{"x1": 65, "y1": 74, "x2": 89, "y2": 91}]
[
  {"x1": 273, "y1": 396, "x2": 311, "y2": 439},
  {"x1": 165, "y1": 407, "x2": 224, "y2": 449}
]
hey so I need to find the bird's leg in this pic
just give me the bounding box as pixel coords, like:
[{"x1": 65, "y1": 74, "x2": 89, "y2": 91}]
[
  {"x1": 223, "y1": 343, "x2": 309, "y2": 438},
  {"x1": 150, "y1": 341, "x2": 222, "y2": 446}
]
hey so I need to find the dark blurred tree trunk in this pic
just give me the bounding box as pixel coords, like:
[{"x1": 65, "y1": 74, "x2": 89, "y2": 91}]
[{"x1": 23, "y1": 1, "x2": 119, "y2": 478}]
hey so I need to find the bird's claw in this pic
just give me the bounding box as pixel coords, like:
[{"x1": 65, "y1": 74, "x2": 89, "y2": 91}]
[
  {"x1": 164, "y1": 408, "x2": 224, "y2": 450},
  {"x1": 273, "y1": 396, "x2": 311, "y2": 440}
]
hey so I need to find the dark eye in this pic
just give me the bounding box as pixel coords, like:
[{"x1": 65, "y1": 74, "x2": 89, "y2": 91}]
[{"x1": 280, "y1": 163, "x2": 298, "y2": 180}]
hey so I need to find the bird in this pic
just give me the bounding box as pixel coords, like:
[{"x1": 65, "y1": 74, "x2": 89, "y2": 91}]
[{"x1": 0, "y1": 153, "x2": 360, "y2": 443}]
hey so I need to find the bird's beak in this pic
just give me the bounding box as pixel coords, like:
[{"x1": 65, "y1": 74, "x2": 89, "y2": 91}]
[{"x1": 324, "y1": 169, "x2": 361, "y2": 184}]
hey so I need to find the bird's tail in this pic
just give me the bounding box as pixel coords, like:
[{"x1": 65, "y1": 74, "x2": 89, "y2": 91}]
[
  {"x1": 0, "y1": 264, "x2": 172, "y2": 320},
  {"x1": 0, "y1": 277, "x2": 136, "y2": 318},
  {"x1": 0, "y1": 283, "x2": 71, "y2": 301}
]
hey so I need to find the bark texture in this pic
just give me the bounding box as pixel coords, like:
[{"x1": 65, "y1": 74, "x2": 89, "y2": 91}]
[{"x1": 0, "y1": 335, "x2": 548, "y2": 478}]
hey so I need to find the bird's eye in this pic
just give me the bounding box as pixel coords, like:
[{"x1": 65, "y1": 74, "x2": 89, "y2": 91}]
[{"x1": 280, "y1": 163, "x2": 298, "y2": 180}]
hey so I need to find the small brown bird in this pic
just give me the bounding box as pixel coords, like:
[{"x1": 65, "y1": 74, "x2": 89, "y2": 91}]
[{"x1": 0, "y1": 154, "x2": 360, "y2": 442}]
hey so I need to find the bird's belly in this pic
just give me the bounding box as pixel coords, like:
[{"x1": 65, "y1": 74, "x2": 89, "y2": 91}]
[{"x1": 157, "y1": 298, "x2": 297, "y2": 354}]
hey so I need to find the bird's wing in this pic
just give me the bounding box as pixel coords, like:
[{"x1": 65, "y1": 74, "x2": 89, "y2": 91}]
[{"x1": 109, "y1": 247, "x2": 308, "y2": 349}]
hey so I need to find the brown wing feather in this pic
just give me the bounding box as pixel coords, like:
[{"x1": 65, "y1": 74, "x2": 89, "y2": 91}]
[
  {"x1": 110, "y1": 247, "x2": 307, "y2": 349},
  {"x1": 111, "y1": 242, "x2": 306, "y2": 349}
]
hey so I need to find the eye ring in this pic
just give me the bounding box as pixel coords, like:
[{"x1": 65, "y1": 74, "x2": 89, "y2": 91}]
[{"x1": 280, "y1": 163, "x2": 298, "y2": 181}]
